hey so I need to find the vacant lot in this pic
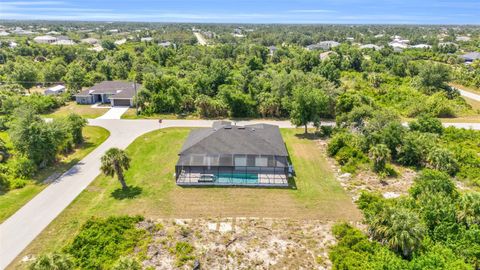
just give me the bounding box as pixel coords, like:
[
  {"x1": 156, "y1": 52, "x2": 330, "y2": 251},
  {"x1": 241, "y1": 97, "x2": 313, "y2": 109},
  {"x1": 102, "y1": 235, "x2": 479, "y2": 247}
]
[
  {"x1": 0, "y1": 126, "x2": 110, "y2": 223},
  {"x1": 41, "y1": 102, "x2": 109, "y2": 119},
  {"x1": 12, "y1": 128, "x2": 360, "y2": 269}
]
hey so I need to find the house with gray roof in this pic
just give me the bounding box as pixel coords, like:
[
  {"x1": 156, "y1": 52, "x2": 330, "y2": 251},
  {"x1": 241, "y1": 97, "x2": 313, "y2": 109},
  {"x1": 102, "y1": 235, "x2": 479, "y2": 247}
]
[
  {"x1": 461, "y1": 52, "x2": 480, "y2": 64},
  {"x1": 175, "y1": 121, "x2": 290, "y2": 186},
  {"x1": 74, "y1": 81, "x2": 139, "y2": 107}
]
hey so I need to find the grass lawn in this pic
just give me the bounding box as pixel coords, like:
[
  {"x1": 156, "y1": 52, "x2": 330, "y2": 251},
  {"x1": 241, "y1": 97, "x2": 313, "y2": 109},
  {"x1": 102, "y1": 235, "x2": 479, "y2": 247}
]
[
  {"x1": 11, "y1": 128, "x2": 360, "y2": 269},
  {"x1": 41, "y1": 102, "x2": 109, "y2": 119},
  {"x1": 0, "y1": 126, "x2": 110, "y2": 223}
]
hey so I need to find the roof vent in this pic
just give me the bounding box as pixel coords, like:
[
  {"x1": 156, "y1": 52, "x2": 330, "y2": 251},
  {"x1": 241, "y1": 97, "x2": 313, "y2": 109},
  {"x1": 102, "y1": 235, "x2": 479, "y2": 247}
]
[
  {"x1": 238, "y1": 126, "x2": 245, "y2": 129},
  {"x1": 251, "y1": 128, "x2": 255, "y2": 131},
  {"x1": 224, "y1": 126, "x2": 232, "y2": 129}
]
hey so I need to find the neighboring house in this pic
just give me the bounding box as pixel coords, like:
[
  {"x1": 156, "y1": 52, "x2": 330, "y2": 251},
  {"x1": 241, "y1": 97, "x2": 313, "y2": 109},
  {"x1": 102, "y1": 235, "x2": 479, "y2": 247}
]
[
  {"x1": 74, "y1": 81, "x2": 140, "y2": 107},
  {"x1": 388, "y1": 41, "x2": 409, "y2": 49},
  {"x1": 0, "y1": 31, "x2": 10, "y2": 36},
  {"x1": 81, "y1": 38, "x2": 99, "y2": 45},
  {"x1": 461, "y1": 52, "x2": 480, "y2": 64},
  {"x1": 158, "y1": 41, "x2": 174, "y2": 48},
  {"x1": 34, "y1": 35, "x2": 57, "y2": 44},
  {"x1": 44, "y1": 85, "x2": 65, "y2": 95},
  {"x1": 456, "y1": 36, "x2": 471, "y2": 42},
  {"x1": 52, "y1": 39, "x2": 76, "y2": 46},
  {"x1": 141, "y1": 37, "x2": 153, "y2": 42},
  {"x1": 360, "y1": 44, "x2": 382, "y2": 50},
  {"x1": 319, "y1": 51, "x2": 337, "y2": 60},
  {"x1": 411, "y1": 44, "x2": 432, "y2": 49},
  {"x1": 175, "y1": 121, "x2": 290, "y2": 187},
  {"x1": 306, "y1": 41, "x2": 340, "y2": 51},
  {"x1": 114, "y1": 39, "x2": 126, "y2": 45},
  {"x1": 268, "y1": 45, "x2": 277, "y2": 56}
]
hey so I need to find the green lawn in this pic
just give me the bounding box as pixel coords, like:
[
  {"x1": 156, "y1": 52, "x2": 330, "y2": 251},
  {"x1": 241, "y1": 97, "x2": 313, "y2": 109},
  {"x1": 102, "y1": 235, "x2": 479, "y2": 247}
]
[
  {"x1": 11, "y1": 127, "x2": 360, "y2": 269},
  {"x1": 0, "y1": 126, "x2": 110, "y2": 223},
  {"x1": 41, "y1": 102, "x2": 109, "y2": 119}
]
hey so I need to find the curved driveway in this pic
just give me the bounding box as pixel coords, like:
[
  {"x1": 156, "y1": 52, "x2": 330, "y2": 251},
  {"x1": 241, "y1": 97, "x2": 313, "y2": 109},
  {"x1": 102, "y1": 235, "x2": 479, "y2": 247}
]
[{"x1": 1, "y1": 118, "x2": 479, "y2": 269}]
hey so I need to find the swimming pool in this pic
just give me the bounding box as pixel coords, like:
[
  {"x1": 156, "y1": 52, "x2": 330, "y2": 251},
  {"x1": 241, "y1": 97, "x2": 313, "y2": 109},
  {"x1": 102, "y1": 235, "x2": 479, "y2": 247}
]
[{"x1": 215, "y1": 173, "x2": 259, "y2": 184}]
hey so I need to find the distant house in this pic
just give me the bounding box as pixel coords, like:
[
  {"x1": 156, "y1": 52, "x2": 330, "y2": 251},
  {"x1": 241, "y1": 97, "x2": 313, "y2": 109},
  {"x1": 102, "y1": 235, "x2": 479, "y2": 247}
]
[
  {"x1": 388, "y1": 41, "x2": 408, "y2": 49},
  {"x1": 81, "y1": 38, "x2": 99, "y2": 45},
  {"x1": 319, "y1": 51, "x2": 337, "y2": 60},
  {"x1": 141, "y1": 37, "x2": 153, "y2": 42},
  {"x1": 175, "y1": 121, "x2": 290, "y2": 186},
  {"x1": 158, "y1": 41, "x2": 174, "y2": 48},
  {"x1": 268, "y1": 46, "x2": 277, "y2": 56},
  {"x1": 34, "y1": 35, "x2": 57, "y2": 44},
  {"x1": 360, "y1": 44, "x2": 382, "y2": 50},
  {"x1": 411, "y1": 44, "x2": 432, "y2": 49},
  {"x1": 0, "y1": 31, "x2": 9, "y2": 36},
  {"x1": 74, "y1": 81, "x2": 140, "y2": 107},
  {"x1": 114, "y1": 39, "x2": 126, "y2": 45},
  {"x1": 461, "y1": 52, "x2": 480, "y2": 64},
  {"x1": 456, "y1": 36, "x2": 471, "y2": 42},
  {"x1": 306, "y1": 41, "x2": 340, "y2": 51},
  {"x1": 52, "y1": 39, "x2": 76, "y2": 46},
  {"x1": 44, "y1": 85, "x2": 65, "y2": 95}
]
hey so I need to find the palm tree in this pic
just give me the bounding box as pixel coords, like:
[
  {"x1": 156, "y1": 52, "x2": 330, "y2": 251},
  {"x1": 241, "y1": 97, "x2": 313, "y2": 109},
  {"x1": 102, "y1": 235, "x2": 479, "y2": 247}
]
[
  {"x1": 369, "y1": 206, "x2": 425, "y2": 259},
  {"x1": 369, "y1": 144, "x2": 391, "y2": 172},
  {"x1": 101, "y1": 148, "x2": 131, "y2": 190}
]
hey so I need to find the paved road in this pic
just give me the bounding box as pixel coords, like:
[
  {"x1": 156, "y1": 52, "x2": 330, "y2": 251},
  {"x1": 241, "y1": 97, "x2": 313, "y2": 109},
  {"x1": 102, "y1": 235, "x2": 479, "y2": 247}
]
[
  {"x1": 453, "y1": 86, "x2": 480, "y2": 102},
  {"x1": 194, "y1": 32, "x2": 207, "y2": 45},
  {"x1": 1, "y1": 118, "x2": 479, "y2": 269},
  {"x1": 96, "y1": 106, "x2": 129, "y2": 119}
]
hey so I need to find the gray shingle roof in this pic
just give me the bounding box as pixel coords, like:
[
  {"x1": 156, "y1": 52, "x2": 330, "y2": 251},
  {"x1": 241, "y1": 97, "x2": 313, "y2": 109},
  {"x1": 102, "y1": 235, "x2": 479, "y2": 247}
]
[
  {"x1": 76, "y1": 81, "x2": 141, "y2": 99},
  {"x1": 461, "y1": 52, "x2": 480, "y2": 61},
  {"x1": 179, "y1": 121, "x2": 288, "y2": 157}
]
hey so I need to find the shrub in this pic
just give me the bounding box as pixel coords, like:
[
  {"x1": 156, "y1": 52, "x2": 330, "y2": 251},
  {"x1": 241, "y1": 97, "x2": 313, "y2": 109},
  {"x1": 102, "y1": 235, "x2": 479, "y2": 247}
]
[
  {"x1": 112, "y1": 257, "x2": 142, "y2": 270},
  {"x1": 172, "y1": 241, "x2": 195, "y2": 267},
  {"x1": 426, "y1": 147, "x2": 459, "y2": 175},
  {"x1": 9, "y1": 155, "x2": 37, "y2": 179},
  {"x1": 29, "y1": 252, "x2": 74, "y2": 270},
  {"x1": 409, "y1": 115, "x2": 444, "y2": 135},
  {"x1": 410, "y1": 169, "x2": 457, "y2": 199},
  {"x1": 64, "y1": 216, "x2": 146, "y2": 269},
  {"x1": 327, "y1": 132, "x2": 352, "y2": 156}
]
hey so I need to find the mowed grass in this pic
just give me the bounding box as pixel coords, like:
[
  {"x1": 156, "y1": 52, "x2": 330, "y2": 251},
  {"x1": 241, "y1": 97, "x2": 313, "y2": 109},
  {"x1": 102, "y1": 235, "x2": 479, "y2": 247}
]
[
  {"x1": 0, "y1": 126, "x2": 110, "y2": 223},
  {"x1": 41, "y1": 102, "x2": 109, "y2": 119},
  {"x1": 11, "y1": 128, "x2": 360, "y2": 269}
]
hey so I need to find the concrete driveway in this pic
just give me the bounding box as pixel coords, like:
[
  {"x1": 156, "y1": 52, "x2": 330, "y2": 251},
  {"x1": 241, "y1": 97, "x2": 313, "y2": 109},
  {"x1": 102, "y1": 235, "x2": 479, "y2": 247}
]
[
  {"x1": 96, "y1": 106, "x2": 129, "y2": 119},
  {"x1": 1, "y1": 118, "x2": 479, "y2": 269}
]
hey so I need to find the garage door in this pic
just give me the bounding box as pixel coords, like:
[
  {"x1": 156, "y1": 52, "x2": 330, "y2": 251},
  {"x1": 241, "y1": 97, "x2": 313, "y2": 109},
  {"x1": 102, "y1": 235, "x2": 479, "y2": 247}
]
[{"x1": 112, "y1": 99, "x2": 131, "y2": 107}]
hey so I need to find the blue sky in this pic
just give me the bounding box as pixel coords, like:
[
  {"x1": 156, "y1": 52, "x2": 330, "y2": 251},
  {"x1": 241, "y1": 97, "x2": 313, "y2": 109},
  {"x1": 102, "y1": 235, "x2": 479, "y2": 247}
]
[{"x1": 1, "y1": 0, "x2": 479, "y2": 24}]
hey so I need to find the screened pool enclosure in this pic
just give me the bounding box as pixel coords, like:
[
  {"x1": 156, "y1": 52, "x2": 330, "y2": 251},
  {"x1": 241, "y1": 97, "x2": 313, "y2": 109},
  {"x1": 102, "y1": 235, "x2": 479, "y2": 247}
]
[{"x1": 175, "y1": 122, "x2": 290, "y2": 187}]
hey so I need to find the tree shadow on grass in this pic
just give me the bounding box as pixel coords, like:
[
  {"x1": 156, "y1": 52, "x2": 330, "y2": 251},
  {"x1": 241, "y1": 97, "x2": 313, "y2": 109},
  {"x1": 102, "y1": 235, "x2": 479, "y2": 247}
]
[
  {"x1": 294, "y1": 132, "x2": 319, "y2": 140},
  {"x1": 111, "y1": 186, "x2": 142, "y2": 200}
]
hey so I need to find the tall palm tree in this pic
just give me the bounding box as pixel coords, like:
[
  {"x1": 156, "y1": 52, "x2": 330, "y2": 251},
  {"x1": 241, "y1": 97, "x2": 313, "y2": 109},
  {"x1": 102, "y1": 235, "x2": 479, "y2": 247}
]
[
  {"x1": 101, "y1": 148, "x2": 131, "y2": 190},
  {"x1": 369, "y1": 144, "x2": 391, "y2": 172}
]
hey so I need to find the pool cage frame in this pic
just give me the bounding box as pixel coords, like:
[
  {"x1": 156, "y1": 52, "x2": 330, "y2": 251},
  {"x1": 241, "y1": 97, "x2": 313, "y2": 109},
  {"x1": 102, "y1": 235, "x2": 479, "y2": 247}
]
[{"x1": 175, "y1": 154, "x2": 289, "y2": 187}]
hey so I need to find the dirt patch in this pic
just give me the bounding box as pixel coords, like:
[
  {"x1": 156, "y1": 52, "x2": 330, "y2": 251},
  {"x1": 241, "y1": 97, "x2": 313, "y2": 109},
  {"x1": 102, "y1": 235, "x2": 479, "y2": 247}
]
[
  {"x1": 137, "y1": 218, "x2": 361, "y2": 270},
  {"x1": 316, "y1": 140, "x2": 417, "y2": 201}
]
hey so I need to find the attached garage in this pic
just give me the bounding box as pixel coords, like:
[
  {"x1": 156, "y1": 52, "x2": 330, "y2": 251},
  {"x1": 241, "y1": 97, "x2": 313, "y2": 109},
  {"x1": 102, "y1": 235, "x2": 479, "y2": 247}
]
[{"x1": 111, "y1": 98, "x2": 132, "y2": 107}]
